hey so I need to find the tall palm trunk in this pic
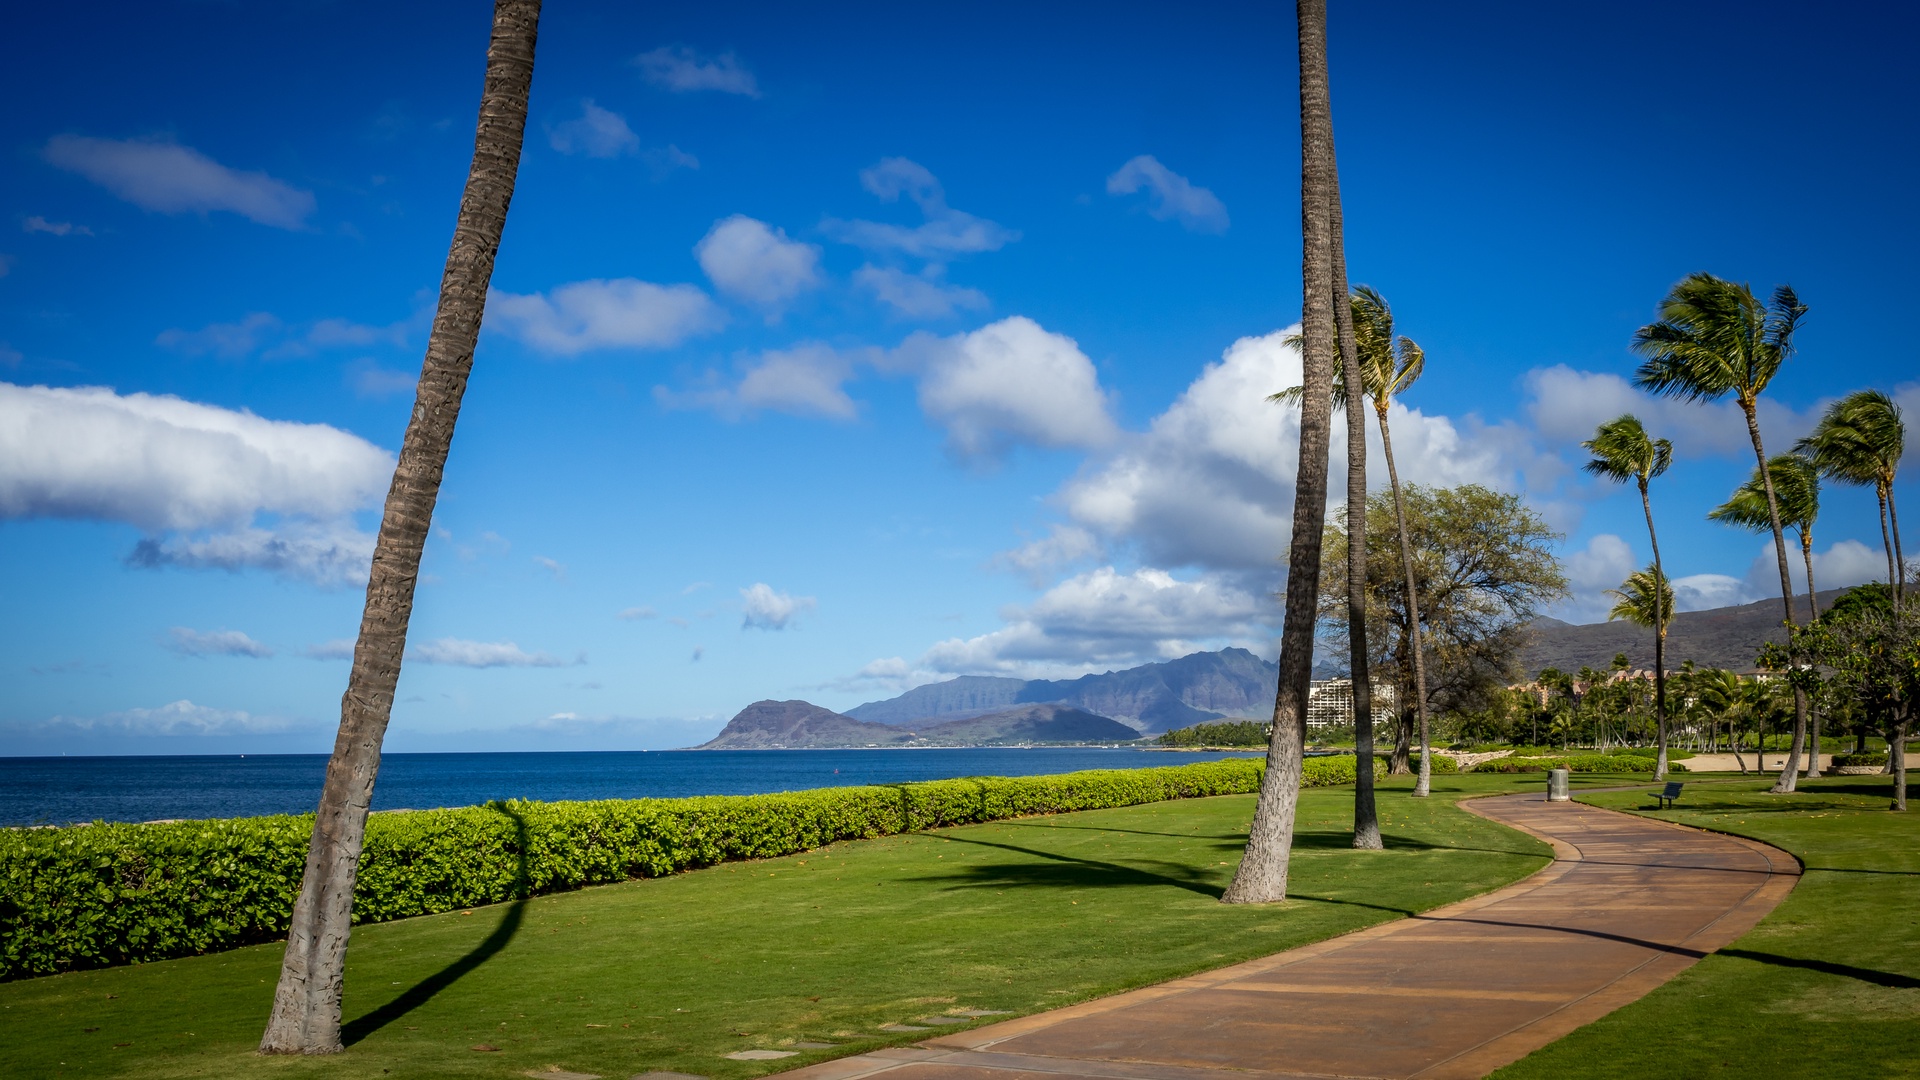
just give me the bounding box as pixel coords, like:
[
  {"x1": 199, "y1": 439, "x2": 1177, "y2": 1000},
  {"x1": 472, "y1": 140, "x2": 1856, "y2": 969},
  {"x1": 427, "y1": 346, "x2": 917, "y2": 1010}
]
[
  {"x1": 1877, "y1": 482, "x2": 1897, "y2": 592},
  {"x1": 1224, "y1": 0, "x2": 1338, "y2": 904},
  {"x1": 259, "y1": 0, "x2": 541, "y2": 1053},
  {"x1": 1742, "y1": 400, "x2": 1808, "y2": 793},
  {"x1": 1800, "y1": 529, "x2": 1822, "y2": 778},
  {"x1": 1374, "y1": 410, "x2": 1432, "y2": 795},
  {"x1": 1329, "y1": 200, "x2": 1380, "y2": 849},
  {"x1": 1891, "y1": 486, "x2": 1908, "y2": 602},
  {"x1": 1638, "y1": 479, "x2": 1670, "y2": 781}
]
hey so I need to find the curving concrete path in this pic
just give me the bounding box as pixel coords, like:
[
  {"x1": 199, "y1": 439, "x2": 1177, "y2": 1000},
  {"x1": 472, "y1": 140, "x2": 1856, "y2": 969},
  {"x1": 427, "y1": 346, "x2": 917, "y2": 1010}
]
[{"x1": 781, "y1": 792, "x2": 1798, "y2": 1080}]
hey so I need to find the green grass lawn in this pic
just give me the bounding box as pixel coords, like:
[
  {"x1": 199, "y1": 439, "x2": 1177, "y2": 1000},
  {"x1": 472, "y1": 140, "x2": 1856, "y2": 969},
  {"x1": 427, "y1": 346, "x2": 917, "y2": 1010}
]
[
  {"x1": 1493, "y1": 774, "x2": 1920, "y2": 1080},
  {"x1": 1, "y1": 774, "x2": 1568, "y2": 1080}
]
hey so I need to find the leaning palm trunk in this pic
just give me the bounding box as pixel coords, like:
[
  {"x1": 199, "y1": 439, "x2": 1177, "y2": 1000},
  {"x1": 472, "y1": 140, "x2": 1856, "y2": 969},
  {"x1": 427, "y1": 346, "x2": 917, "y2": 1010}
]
[
  {"x1": 1892, "y1": 488, "x2": 1908, "y2": 602},
  {"x1": 1224, "y1": 0, "x2": 1338, "y2": 904},
  {"x1": 259, "y1": 0, "x2": 540, "y2": 1054},
  {"x1": 1742, "y1": 402, "x2": 1808, "y2": 793},
  {"x1": 1801, "y1": 534, "x2": 1821, "y2": 778},
  {"x1": 1376, "y1": 415, "x2": 1433, "y2": 796},
  {"x1": 1878, "y1": 483, "x2": 1898, "y2": 593},
  {"x1": 1639, "y1": 482, "x2": 1670, "y2": 781}
]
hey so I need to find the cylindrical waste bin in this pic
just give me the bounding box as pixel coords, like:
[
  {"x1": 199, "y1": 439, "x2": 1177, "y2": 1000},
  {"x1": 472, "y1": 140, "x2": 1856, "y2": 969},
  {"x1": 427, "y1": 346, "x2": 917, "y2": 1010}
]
[{"x1": 1547, "y1": 767, "x2": 1571, "y2": 802}]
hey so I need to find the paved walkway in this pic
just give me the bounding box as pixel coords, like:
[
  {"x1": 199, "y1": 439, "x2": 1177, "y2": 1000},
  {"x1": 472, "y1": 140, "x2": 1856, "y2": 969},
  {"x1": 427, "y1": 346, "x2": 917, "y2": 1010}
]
[{"x1": 783, "y1": 792, "x2": 1797, "y2": 1080}]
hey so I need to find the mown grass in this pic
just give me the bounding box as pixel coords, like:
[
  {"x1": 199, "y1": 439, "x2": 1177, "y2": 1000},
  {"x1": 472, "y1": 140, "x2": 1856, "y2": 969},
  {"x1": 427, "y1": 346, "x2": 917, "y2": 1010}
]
[
  {"x1": 1494, "y1": 774, "x2": 1920, "y2": 1080},
  {"x1": 0, "y1": 773, "x2": 1566, "y2": 1080}
]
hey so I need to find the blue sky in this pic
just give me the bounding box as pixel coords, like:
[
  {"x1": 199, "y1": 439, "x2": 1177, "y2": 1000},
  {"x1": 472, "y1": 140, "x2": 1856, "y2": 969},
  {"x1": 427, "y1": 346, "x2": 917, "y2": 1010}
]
[{"x1": 3, "y1": 0, "x2": 1916, "y2": 754}]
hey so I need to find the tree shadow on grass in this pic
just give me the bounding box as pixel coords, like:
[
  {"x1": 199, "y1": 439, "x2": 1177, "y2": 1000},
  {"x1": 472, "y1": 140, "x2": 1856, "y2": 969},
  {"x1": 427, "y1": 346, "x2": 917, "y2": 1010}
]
[
  {"x1": 912, "y1": 834, "x2": 1225, "y2": 898},
  {"x1": 340, "y1": 801, "x2": 529, "y2": 1047}
]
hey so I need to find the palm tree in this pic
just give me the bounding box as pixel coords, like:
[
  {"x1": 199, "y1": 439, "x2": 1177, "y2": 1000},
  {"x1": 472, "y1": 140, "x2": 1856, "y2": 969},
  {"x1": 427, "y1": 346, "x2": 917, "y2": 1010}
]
[
  {"x1": 1582, "y1": 415, "x2": 1674, "y2": 778},
  {"x1": 259, "y1": 0, "x2": 542, "y2": 1054},
  {"x1": 1632, "y1": 272, "x2": 1811, "y2": 793},
  {"x1": 1270, "y1": 286, "x2": 1432, "y2": 809},
  {"x1": 1711, "y1": 453, "x2": 1824, "y2": 778},
  {"x1": 1606, "y1": 565, "x2": 1674, "y2": 746},
  {"x1": 1225, "y1": 0, "x2": 1343, "y2": 903},
  {"x1": 1798, "y1": 389, "x2": 1907, "y2": 602}
]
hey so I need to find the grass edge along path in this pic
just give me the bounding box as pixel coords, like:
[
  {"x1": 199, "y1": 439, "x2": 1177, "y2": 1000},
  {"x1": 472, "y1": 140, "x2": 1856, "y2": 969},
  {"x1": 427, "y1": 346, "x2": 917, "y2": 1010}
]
[
  {"x1": 0, "y1": 772, "x2": 1583, "y2": 1080},
  {"x1": 1492, "y1": 774, "x2": 1920, "y2": 1080}
]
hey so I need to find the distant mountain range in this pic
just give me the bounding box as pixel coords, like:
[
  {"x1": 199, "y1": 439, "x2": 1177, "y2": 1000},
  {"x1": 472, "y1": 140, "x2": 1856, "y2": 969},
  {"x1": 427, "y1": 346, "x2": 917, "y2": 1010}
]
[
  {"x1": 1518, "y1": 589, "x2": 1841, "y2": 676},
  {"x1": 694, "y1": 590, "x2": 1845, "y2": 748}
]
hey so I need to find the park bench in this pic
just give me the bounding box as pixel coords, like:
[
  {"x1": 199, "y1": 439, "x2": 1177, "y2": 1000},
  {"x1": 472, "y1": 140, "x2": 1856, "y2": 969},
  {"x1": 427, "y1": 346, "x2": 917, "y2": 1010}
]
[{"x1": 1650, "y1": 781, "x2": 1684, "y2": 809}]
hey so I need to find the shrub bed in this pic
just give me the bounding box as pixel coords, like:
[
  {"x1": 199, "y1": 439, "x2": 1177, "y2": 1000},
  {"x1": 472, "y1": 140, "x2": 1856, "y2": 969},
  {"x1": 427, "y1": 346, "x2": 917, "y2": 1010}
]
[
  {"x1": 2, "y1": 757, "x2": 1370, "y2": 980},
  {"x1": 1472, "y1": 754, "x2": 1683, "y2": 774},
  {"x1": 1832, "y1": 752, "x2": 1888, "y2": 768}
]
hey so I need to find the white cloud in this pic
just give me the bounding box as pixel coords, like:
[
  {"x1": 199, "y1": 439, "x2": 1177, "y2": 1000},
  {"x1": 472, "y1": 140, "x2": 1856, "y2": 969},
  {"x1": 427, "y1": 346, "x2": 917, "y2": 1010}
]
[
  {"x1": 533, "y1": 555, "x2": 566, "y2": 580},
  {"x1": 43, "y1": 135, "x2": 315, "y2": 229},
  {"x1": 823, "y1": 158, "x2": 1018, "y2": 258},
  {"x1": 921, "y1": 566, "x2": 1266, "y2": 676},
  {"x1": 819, "y1": 655, "x2": 946, "y2": 696},
  {"x1": 0, "y1": 381, "x2": 392, "y2": 532},
  {"x1": 409, "y1": 638, "x2": 573, "y2": 668},
  {"x1": 654, "y1": 343, "x2": 865, "y2": 421},
  {"x1": 694, "y1": 215, "x2": 822, "y2": 307},
  {"x1": 488, "y1": 278, "x2": 725, "y2": 355},
  {"x1": 23, "y1": 216, "x2": 92, "y2": 237},
  {"x1": 156, "y1": 313, "x2": 282, "y2": 359},
  {"x1": 1670, "y1": 573, "x2": 1750, "y2": 613},
  {"x1": 165, "y1": 627, "x2": 274, "y2": 658},
  {"x1": 1744, "y1": 537, "x2": 1891, "y2": 597},
  {"x1": 993, "y1": 524, "x2": 1105, "y2": 584},
  {"x1": 854, "y1": 264, "x2": 988, "y2": 319},
  {"x1": 128, "y1": 521, "x2": 376, "y2": 588},
  {"x1": 1105, "y1": 155, "x2": 1230, "y2": 233},
  {"x1": 740, "y1": 582, "x2": 816, "y2": 630},
  {"x1": 617, "y1": 605, "x2": 658, "y2": 620},
  {"x1": 895, "y1": 316, "x2": 1118, "y2": 461},
  {"x1": 38, "y1": 699, "x2": 299, "y2": 737},
  {"x1": 1058, "y1": 327, "x2": 1511, "y2": 573},
  {"x1": 1556, "y1": 533, "x2": 1639, "y2": 622},
  {"x1": 548, "y1": 99, "x2": 641, "y2": 158},
  {"x1": 634, "y1": 45, "x2": 761, "y2": 97},
  {"x1": 304, "y1": 639, "x2": 355, "y2": 660},
  {"x1": 1523, "y1": 365, "x2": 1821, "y2": 463}
]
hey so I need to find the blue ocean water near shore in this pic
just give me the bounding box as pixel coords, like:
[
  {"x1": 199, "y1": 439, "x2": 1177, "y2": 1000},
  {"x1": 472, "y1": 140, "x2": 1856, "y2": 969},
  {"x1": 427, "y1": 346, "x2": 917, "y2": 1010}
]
[{"x1": 0, "y1": 748, "x2": 1264, "y2": 827}]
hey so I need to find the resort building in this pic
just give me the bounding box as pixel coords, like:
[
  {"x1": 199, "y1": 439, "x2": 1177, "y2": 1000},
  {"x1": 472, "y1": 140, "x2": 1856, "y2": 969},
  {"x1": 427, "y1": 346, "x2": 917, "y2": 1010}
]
[{"x1": 1305, "y1": 678, "x2": 1398, "y2": 729}]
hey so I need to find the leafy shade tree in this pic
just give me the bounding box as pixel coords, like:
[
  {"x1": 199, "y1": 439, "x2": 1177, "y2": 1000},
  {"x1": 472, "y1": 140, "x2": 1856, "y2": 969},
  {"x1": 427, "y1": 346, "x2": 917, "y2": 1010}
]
[
  {"x1": 1224, "y1": 0, "x2": 1344, "y2": 903},
  {"x1": 1272, "y1": 285, "x2": 1433, "y2": 804},
  {"x1": 1798, "y1": 389, "x2": 1907, "y2": 602},
  {"x1": 258, "y1": 0, "x2": 542, "y2": 1054},
  {"x1": 1770, "y1": 585, "x2": 1918, "y2": 810},
  {"x1": 1632, "y1": 272, "x2": 1811, "y2": 792},
  {"x1": 1582, "y1": 415, "x2": 1675, "y2": 778},
  {"x1": 1321, "y1": 485, "x2": 1569, "y2": 738}
]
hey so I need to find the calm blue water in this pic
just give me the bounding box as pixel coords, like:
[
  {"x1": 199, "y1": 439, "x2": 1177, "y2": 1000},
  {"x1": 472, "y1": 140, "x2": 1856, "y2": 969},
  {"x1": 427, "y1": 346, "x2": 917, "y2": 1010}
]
[{"x1": 0, "y1": 748, "x2": 1263, "y2": 827}]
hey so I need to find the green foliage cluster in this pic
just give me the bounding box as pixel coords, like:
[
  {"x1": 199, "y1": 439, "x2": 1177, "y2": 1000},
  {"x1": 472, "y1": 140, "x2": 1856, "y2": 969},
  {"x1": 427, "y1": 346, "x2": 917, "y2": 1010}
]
[
  {"x1": 1832, "y1": 751, "x2": 1889, "y2": 768},
  {"x1": 2, "y1": 758, "x2": 1366, "y2": 981},
  {"x1": 1157, "y1": 720, "x2": 1270, "y2": 747},
  {"x1": 1473, "y1": 754, "x2": 1682, "y2": 774}
]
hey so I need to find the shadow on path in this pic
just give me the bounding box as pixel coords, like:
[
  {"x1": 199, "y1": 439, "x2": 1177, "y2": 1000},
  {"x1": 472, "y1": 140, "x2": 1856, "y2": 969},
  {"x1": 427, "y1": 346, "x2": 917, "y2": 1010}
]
[{"x1": 341, "y1": 801, "x2": 529, "y2": 1046}]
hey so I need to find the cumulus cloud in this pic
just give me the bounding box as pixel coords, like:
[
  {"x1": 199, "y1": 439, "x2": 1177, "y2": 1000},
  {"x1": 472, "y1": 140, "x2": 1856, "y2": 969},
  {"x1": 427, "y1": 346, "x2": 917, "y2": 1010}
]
[
  {"x1": 1556, "y1": 533, "x2": 1639, "y2": 622},
  {"x1": 548, "y1": 99, "x2": 641, "y2": 158},
  {"x1": 1744, "y1": 537, "x2": 1891, "y2": 598},
  {"x1": 0, "y1": 382, "x2": 391, "y2": 532},
  {"x1": 128, "y1": 521, "x2": 376, "y2": 587},
  {"x1": 1670, "y1": 573, "x2": 1750, "y2": 613},
  {"x1": 634, "y1": 45, "x2": 761, "y2": 97},
  {"x1": 1105, "y1": 155, "x2": 1229, "y2": 233},
  {"x1": 488, "y1": 278, "x2": 725, "y2": 355},
  {"x1": 894, "y1": 316, "x2": 1118, "y2": 461},
  {"x1": 655, "y1": 343, "x2": 866, "y2": 421},
  {"x1": 165, "y1": 627, "x2": 275, "y2": 658},
  {"x1": 694, "y1": 216, "x2": 822, "y2": 307},
  {"x1": 1523, "y1": 365, "x2": 1820, "y2": 463},
  {"x1": 408, "y1": 638, "x2": 574, "y2": 668},
  {"x1": 823, "y1": 158, "x2": 1018, "y2": 258},
  {"x1": 43, "y1": 135, "x2": 316, "y2": 229},
  {"x1": 993, "y1": 524, "x2": 1104, "y2": 585},
  {"x1": 921, "y1": 566, "x2": 1266, "y2": 676},
  {"x1": 1057, "y1": 327, "x2": 1511, "y2": 573},
  {"x1": 23, "y1": 215, "x2": 92, "y2": 237},
  {"x1": 740, "y1": 582, "x2": 816, "y2": 630},
  {"x1": 818, "y1": 655, "x2": 946, "y2": 696},
  {"x1": 853, "y1": 264, "x2": 988, "y2": 319}
]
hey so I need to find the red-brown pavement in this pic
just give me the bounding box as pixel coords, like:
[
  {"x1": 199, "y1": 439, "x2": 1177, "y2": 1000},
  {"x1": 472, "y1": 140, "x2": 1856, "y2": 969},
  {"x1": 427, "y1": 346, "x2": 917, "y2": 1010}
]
[{"x1": 779, "y1": 791, "x2": 1798, "y2": 1080}]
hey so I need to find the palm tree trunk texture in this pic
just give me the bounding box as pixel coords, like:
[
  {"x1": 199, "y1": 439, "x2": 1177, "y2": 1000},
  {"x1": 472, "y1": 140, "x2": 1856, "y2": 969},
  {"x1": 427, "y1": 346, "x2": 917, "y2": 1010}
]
[
  {"x1": 1878, "y1": 484, "x2": 1897, "y2": 593},
  {"x1": 258, "y1": 0, "x2": 541, "y2": 1054},
  {"x1": 1637, "y1": 481, "x2": 1670, "y2": 781},
  {"x1": 1376, "y1": 412, "x2": 1432, "y2": 795},
  {"x1": 1890, "y1": 487, "x2": 1908, "y2": 602},
  {"x1": 1223, "y1": 0, "x2": 1337, "y2": 904},
  {"x1": 1892, "y1": 717, "x2": 1909, "y2": 812},
  {"x1": 1743, "y1": 402, "x2": 1808, "y2": 793},
  {"x1": 1328, "y1": 192, "x2": 1380, "y2": 848},
  {"x1": 1800, "y1": 532, "x2": 1821, "y2": 779}
]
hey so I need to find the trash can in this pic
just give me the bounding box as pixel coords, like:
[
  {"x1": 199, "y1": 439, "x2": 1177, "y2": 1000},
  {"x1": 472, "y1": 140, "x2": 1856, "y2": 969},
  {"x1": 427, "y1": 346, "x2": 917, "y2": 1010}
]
[{"x1": 1547, "y1": 767, "x2": 1571, "y2": 802}]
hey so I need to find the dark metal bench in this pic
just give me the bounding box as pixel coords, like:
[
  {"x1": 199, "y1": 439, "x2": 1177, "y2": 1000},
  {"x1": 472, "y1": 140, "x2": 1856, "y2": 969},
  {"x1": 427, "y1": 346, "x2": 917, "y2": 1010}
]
[{"x1": 1651, "y1": 781, "x2": 1684, "y2": 809}]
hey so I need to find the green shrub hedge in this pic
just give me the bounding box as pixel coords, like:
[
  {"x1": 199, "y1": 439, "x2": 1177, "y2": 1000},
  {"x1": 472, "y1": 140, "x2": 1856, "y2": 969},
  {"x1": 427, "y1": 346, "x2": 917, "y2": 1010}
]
[
  {"x1": 1472, "y1": 754, "x2": 1683, "y2": 774},
  {"x1": 4, "y1": 757, "x2": 1389, "y2": 980},
  {"x1": 1832, "y1": 752, "x2": 1889, "y2": 768}
]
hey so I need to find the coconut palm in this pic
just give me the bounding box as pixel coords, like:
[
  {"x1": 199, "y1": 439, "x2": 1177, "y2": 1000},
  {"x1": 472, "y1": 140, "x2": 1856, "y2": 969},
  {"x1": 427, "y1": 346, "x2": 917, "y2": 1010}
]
[
  {"x1": 1606, "y1": 567, "x2": 1674, "y2": 726},
  {"x1": 1225, "y1": 0, "x2": 1343, "y2": 903},
  {"x1": 1582, "y1": 415, "x2": 1674, "y2": 777},
  {"x1": 259, "y1": 0, "x2": 542, "y2": 1054},
  {"x1": 1632, "y1": 272, "x2": 1811, "y2": 792},
  {"x1": 1798, "y1": 389, "x2": 1907, "y2": 602}
]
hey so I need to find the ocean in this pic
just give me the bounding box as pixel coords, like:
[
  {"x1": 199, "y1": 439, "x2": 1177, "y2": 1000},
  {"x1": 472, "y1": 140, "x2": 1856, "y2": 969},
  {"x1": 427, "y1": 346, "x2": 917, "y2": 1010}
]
[{"x1": 0, "y1": 747, "x2": 1265, "y2": 827}]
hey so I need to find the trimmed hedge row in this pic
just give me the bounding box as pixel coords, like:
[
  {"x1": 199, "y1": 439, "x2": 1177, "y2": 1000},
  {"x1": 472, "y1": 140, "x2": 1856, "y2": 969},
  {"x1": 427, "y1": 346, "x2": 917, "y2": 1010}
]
[
  {"x1": 2, "y1": 757, "x2": 1383, "y2": 980},
  {"x1": 1832, "y1": 752, "x2": 1889, "y2": 768},
  {"x1": 1472, "y1": 754, "x2": 1683, "y2": 774}
]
